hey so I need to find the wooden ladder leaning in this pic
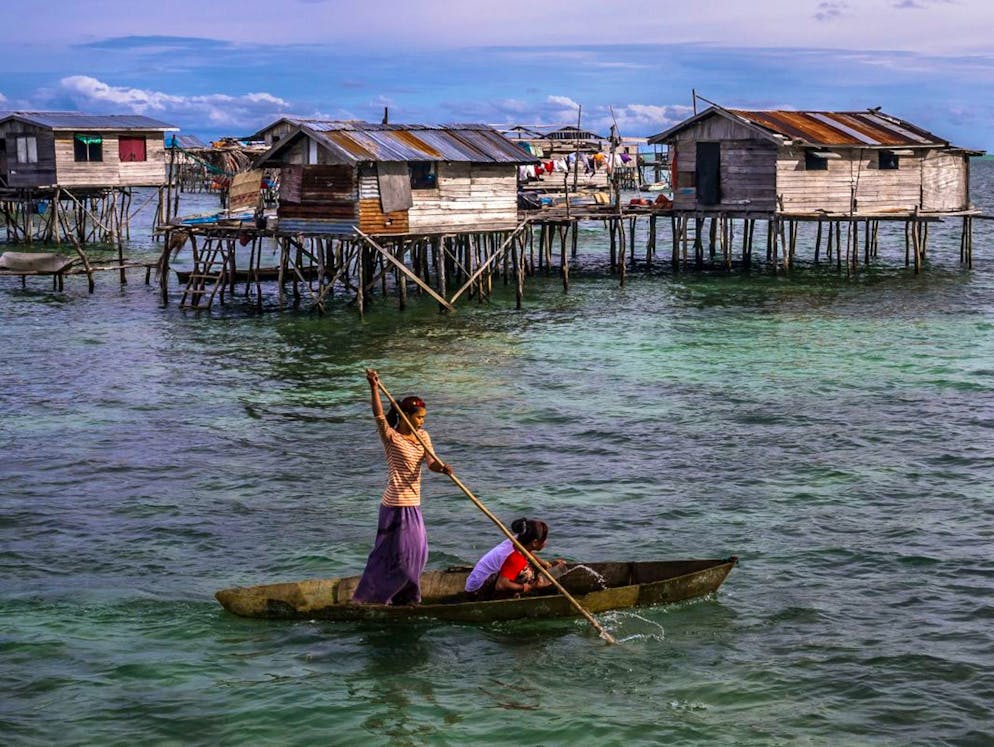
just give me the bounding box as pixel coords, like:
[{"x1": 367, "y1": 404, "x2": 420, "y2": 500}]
[{"x1": 180, "y1": 236, "x2": 231, "y2": 309}]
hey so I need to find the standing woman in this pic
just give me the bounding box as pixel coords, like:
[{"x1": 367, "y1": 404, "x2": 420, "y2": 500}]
[{"x1": 352, "y1": 369, "x2": 452, "y2": 605}]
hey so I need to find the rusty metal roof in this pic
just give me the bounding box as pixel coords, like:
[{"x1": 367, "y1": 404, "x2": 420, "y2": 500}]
[
  {"x1": 726, "y1": 109, "x2": 948, "y2": 147},
  {"x1": 649, "y1": 106, "x2": 955, "y2": 149},
  {"x1": 264, "y1": 120, "x2": 537, "y2": 165},
  {"x1": 1, "y1": 111, "x2": 178, "y2": 131}
]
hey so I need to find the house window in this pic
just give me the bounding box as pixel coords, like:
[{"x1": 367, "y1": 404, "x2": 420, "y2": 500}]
[
  {"x1": 878, "y1": 150, "x2": 899, "y2": 170},
  {"x1": 409, "y1": 162, "x2": 437, "y2": 189},
  {"x1": 118, "y1": 136, "x2": 147, "y2": 162},
  {"x1": 16, "y1": 136, "x2": 38, "y2": 164},
  {"x1": 804, "y1": 151, "x2": 829, "y2": 171},
  {"x1": 74, "y1": 134, "x2": 103, "y2": 162}
]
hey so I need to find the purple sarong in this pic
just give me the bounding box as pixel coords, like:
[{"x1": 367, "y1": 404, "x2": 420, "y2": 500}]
[{"x1": 352, "y1": 505, "x2": 428, "y2": 605}]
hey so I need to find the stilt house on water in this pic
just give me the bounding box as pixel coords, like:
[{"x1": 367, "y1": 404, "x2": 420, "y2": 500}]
[
  {"x1": 645, "y1": 105, "x2": 985, "y2": 271},
  {"x1": 0, "y1": 112, "x2": 178, "y2": 188},
  {"x1": 0, "y1": 111, "x2": 178, "y2": 263},
  {"x1": 250, "y1": 120, "x2": 537, "y2": 235},
  {"x1": 648, "y1": 106, "x2": 983, "y2": 217}
]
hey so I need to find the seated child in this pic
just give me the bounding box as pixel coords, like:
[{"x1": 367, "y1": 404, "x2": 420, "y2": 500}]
[{"x1": 465, "y1": 518, "x2": 565, "y2": 600}]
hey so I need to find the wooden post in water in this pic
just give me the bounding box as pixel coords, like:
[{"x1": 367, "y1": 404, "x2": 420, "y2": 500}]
[
  {"x1": 618, "y1": 218, "x2": 627, "y2": 287},
  {"x1": 647, "y1": 214, "x2": 656, "y2": 269},
  {"x1": 437, "y1": 236, "x2": 448, "y2": 311},
  {"x1": 628, "y1": 216, "x2": 637, "y2": 270},
  {"x1": 671, "y1": 215, "x2": 679, "y2": 271},
  {"x1": 966, "y1": 218, "x2": 972, "y2": 267},
  {"x1": 605, "y1": 218, "x2": 618, "y2": 273},
  {"x1": 515, "y1": 236, "x2": 525, "y2": 309}
]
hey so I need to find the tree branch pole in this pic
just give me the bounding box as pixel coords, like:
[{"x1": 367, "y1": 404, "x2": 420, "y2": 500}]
[{"x1": 374, "y1": 375, "x2": 618, "y2": 645}]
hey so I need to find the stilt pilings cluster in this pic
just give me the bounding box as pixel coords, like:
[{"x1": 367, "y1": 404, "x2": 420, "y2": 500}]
[
  {"x1": 4, "y1": 200, "x2": 986, "y2": 303},
  {"x1": 155, "y1": 204, "x2": 983, "y2": 313},
  {"x1": 0, "y1": 186, "x2": 150, "y2": 248},
  {"x1": 159, "y1": 221, "x2": 538, "y2": 313},
  {"x1": 0, "y1": 185, "x2": 169, "y2": 292}
]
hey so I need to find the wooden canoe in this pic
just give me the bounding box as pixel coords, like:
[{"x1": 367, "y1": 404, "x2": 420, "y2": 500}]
[{"x1": 214, "y1": 557, "x2": 737, "y2": 623}]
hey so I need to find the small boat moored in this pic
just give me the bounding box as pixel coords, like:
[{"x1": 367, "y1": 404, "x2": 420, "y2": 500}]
[{"x1": 215, "y1": 557, "x2": 737, "y2": 623}]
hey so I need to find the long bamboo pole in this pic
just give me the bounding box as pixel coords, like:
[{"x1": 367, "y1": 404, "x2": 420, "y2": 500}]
[{"x1": 373, "y1": 374, "x2": 617, "y2": 645}]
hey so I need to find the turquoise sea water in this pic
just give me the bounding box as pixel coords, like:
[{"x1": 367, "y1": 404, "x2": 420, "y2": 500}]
[{"x1": 2, "y1": 164, "x2": 994, "y2": 746}]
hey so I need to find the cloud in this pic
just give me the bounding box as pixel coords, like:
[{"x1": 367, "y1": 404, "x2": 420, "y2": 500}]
[
  {"x1": 813, "y1": 1, "x2": 850, "y2": 21},
  {"x1": 77, "y1": 35, "x2": 234, "y2": 52},
  {"x1": 605, "y1": 104, "x2": 695, "y2": 136},
  {"x1": 48, "y1": 75, "x2": 291, "y2": 129},
  {"x1": 0, "y1": 91, "x2": 7, "y2": 104},
  {"x1": 548, "y1": 95, "x2": 580, "y2": 110},
  {"x1": 459, "y1": 97, "x2": 695, "y2": 137},
  {"x1": 892, "y1": 0, "x2": 953, "y2": 7}
]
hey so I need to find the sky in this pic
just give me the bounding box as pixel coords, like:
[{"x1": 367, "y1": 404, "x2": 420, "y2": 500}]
[{"x1": 1, "y1": 0, "x2": 993, "y2": 149}]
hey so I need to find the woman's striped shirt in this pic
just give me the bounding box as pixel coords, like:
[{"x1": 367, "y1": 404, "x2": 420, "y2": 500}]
[{"x1": 375, "y1": 414, "x2": 438, "y2": 507}]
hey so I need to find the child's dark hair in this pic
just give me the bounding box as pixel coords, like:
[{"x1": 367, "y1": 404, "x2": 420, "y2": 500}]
[
  {"x1": 510, "y1": 518, "x2": 549, "y2": 545},
  {"x1": 386, "y1": 395, "x2": 426, "y2": 428}
]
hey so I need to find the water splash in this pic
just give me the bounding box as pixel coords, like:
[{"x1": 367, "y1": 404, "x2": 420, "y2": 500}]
[
  {"x1": 599, "y1": 610, "x2": 666, "y2": 643},
  {"x1": 557, "y1": 564, "x2": 608, "y2": 589}
]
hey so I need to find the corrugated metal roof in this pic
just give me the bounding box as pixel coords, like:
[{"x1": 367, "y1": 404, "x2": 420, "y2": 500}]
[
  {"x1": 270, "y1": 120, "x2": 537, "y2": 164},
  {"x1": 545, "y1": 126, "x2": 606, "y2": 140},
  {"x1": 726, "y1": 109, "x2": 947, "y2": 147},
  {"x1": 1, "y1": 111, "x2": 178, "y2": 131},
  {"x1": 169, "y1": 134, "x2": 208, "y2": 149}
]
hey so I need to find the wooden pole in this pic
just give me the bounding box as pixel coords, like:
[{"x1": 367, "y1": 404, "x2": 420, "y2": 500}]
[
  {"x1": 374, "y1": 376, "x2": 618, "y2": 645},
  {"x1": 515, "y1": 235, "x2": 524, "y2": 309},
  {"x1": 647, "y1": 214, "x2": 656, "y2": 268}
]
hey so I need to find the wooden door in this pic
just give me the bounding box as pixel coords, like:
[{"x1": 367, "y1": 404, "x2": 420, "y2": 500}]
[{"x1": 696, "y1": 142, "x2": 721, "y2": 206}]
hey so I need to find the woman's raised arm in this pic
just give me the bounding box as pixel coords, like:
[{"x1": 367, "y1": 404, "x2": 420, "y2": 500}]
[{"x1": 366, "y1": 369, "x2": 384, "y2": 419}]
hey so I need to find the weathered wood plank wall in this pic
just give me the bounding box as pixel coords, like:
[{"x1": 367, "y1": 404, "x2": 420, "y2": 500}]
[
  {"x1": 669, "y1": 114, "x2": 972, "y2": 215},
  {"x1": 922, "y1": 151, "x2": 969, "y2": 211},
  {"x1": 0, "y1": 122, "x2": 57, "y2": 187},
  {"x1": 408, "y1": 163, "x2": 519, "y2": 232},
  {"x1": 53, "y1": 132, "x2": 167, "y2": 186}
]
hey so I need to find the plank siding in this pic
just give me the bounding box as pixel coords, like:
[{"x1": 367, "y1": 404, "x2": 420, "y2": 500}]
[
  {"x1": 408, "y1": 163, "x2": 519, "y2": 231},
  {"x1": 671, "y1": 137, "x2": 778, "y2": 211},
  {"x1": 1, "y1": 122, "x2": 57, "y2": 187},
  {"x1": 663, "y1": 110, "x2": 974, "y2": 216},
  {"x1": 277, "y1": 164, "x2": 358, "y2": 223},
  {"x1": 228, "y1": 169, "x2": 263, "y2": 211},
  {"x1": 53, "y1": 132, "x2": 168, "y2": 186},
  {"x1": 358, "y1": 198, "x2": 410, "y2": 234},
  {"x1": 922, "y1": 151, "x2": 968, "y2": 211},
  {"x1": 777, "y1": 148, "x2": 923, "y2": 213}
]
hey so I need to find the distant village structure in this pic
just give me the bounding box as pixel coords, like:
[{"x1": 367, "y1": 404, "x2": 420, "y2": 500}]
[
  {"x1": 0, "y1": 111, "x2": 177, "y2": 289},
  {"x1": 253, "y1": 120, "x2": 533, "y2": 234},
  {"x1": 159, "y1": 119, "x2": 546, "y2": 311},
  {"x1": 0, "y1": 112, "x2": 176, "y2": 245},
  {"x1": 498, "y1": 124, "x2": 650, "y2": 190},
  {"x1": 649, "y1": 105, "x2": 984, "y2": 270},
  {"x1": 2, "y1": 103, "x2": 989, "y2": 306},
  {"x1": 0, "y1": 112, "x2": 175, "y2": 190}
]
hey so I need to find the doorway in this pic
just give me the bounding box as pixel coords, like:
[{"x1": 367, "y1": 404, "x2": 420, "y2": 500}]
[{"x1": 696, "y1": 142, "x2": 721, "y2": 205}]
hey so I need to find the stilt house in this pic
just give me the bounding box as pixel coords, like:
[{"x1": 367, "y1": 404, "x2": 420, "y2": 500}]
[
  {"x1": 0, "y1": 112, "x2": 178, "y2": 189},
  {"x1": 648, "y1": 106, "x2": 983, "y2": 216},
  {"x1": 251, "y1": 120, "x2": 537, "y2": 235}
]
